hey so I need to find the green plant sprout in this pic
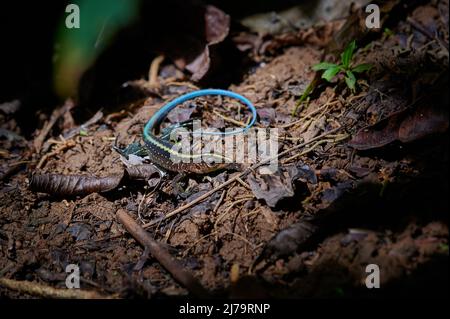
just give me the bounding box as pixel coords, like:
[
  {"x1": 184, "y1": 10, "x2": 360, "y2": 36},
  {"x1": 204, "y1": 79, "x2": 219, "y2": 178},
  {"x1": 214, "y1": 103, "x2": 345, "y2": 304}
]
[{"x1": 312, "y1": 40, "x2": 373, "y2": 93}]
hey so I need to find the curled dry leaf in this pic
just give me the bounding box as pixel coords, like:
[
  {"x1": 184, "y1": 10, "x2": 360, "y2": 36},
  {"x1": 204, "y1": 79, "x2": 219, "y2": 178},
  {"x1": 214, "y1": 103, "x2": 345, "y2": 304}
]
[
  {"x1": 29, "y1": 173, "x2": 124, "y2": 196},
  {"x1": 29, "y1": 164, "x2": 162, "y2": 196},
  {"x1": 204, "y1": 5, "x2": 230, "y2": 44},
  {"x1": 129, "y1": 164, "x2": 162, "y2": 188},
  {"x1": 321, "y1": 181, "x2": 353, "y2": 204},
  {"x1": 247, "y1": 168, "x2": 295, "y2": 208}
]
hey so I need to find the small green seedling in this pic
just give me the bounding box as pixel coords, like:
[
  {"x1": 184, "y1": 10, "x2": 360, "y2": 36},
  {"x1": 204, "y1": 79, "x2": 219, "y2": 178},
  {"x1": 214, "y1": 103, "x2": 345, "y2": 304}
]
[{"x1": 313, "y1": 40, "x2": 373, "y2": 93}]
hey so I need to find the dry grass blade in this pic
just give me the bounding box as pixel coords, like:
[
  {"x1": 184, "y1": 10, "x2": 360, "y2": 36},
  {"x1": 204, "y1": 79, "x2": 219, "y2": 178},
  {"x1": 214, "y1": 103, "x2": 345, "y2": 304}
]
[{"x1": 0, "y1": 277, "x2": 115, "y2": 299}]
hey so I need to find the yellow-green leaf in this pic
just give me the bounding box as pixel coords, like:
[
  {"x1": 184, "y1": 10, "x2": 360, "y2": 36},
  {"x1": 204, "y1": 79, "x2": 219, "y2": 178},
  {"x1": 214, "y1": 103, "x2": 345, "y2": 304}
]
[
  {"x1": 341, "y1": 40, "x2": 356, "y2": 69},
  {"x1": 312, "y1": 62, "x2": 338, "y2": 71},
  {"x1": 345, "y1": 71, "x2": 356, "y2": 92},
  {"x1": 321, "y1": 66, "x2": 341, "y2": 82}
]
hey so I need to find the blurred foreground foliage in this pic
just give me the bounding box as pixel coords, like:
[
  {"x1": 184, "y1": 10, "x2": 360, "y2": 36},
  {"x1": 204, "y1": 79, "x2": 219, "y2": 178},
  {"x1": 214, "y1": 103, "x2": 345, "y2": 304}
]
[{"x1": 54, "y1": 0, "x2": 139, "y2": 98}]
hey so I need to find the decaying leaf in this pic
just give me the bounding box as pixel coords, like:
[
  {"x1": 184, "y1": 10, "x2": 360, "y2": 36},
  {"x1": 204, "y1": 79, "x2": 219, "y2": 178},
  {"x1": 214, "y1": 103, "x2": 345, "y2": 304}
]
[
  {"x1": 257, "y1": 108, "x2": 276, "y2": 126},
  {"x1": 326, "y1": 0, "x2": 403, "y2": 55},
  {"x1": 29, "y1": 173, "x2": 124, "y2": 196},
  {"x1": 186, "y1": 46, "x2": 212, "y2": 82},
  {"x1": 29, "y1": 164, "x2": 163, "y2": 196},
  {"x1": 166, "y1": 105, "x2": 197, "y2": 124},
  {"x1": 125, "y1": 165, "x2": 161, "y2": 181},
  {"x1": 398, "y1": 103, "x2": 449, "y2": 143},
  {"x1": 247, "y1": 164, "x2": 316, "y2": 207},
  {"x1": 67, "y1": 223, "x2": 92, "y2": 241},
  {"x1": 349, "y1": 103, "x2": 448, "y2": 150},
  {"x1": 204, "y1": 5, "x2": 230, "y2": 44},
  {"x1": 186, "y1": 5, "x2": 230, "y2": 81}
]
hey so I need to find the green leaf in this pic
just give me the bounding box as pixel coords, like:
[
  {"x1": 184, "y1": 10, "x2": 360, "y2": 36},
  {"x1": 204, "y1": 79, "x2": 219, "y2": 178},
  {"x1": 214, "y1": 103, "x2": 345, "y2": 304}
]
[
  {"x1": 312, "y1": 62, "x2": 338, "y2": 71},
  {"x1": 345, "y1": 71, "x2": 357, "y2": 92},
  {"x1": 341, "y1": 40, "x2": 356, "y2": 69},
  {"x1": 352, "y1": 63, "x2": 373, "y2": 73},
  {"x1": 384, "y1": 27, "x2": 394, "y2": 37},
  {"x1": 321, "y1": 65, "x2": 341, "y2": 82}
]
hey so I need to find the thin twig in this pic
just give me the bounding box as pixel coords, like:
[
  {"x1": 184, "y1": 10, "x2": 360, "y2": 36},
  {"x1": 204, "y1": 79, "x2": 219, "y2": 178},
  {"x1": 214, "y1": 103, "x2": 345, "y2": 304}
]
[
  {"x1": 235, "y1": 176, "x2": 251, "y2": 189},
  {"x1": 282, "y1": 139, "x2": 331, "y2": 163},
  {"x1": 182, "y1": 231, "x2": 217, "y2": 257},
  {"x1": 283, "y1": 133, "x2": 348, "y2": 163},
  {"x1": 116, "y1": 209, "x2": 209, "y2": 297},
  {"x1": 407, "y1": 17, "x2": 449, "y2": 54},
  {"x1": 222, "y1": 231, "x2": 258, "y2": 249},
  {"x1": 165, "y1": 81, "x2": 200, "y2": 90},
  {"x1": 212, "y1": 110, "x2": 247, "y2": 127},
  {"x1": 213, "y1": 190, "x2": 226, "y2": 213},
  {"x1": 214, "y1": 198, "x2": 252, "y2": 231},
  {"x1": 34, "y1": 99, "x2": 74, "y2": 153},
  {"x1": 36, "y1": 140, "x2": 76, "y2": 169},
  {"x1": 281, "y1": 96, "x2": 338, "y2": 129},
  {"x1": 62, "y1": 110, "x2": 104, "y2": 140}
]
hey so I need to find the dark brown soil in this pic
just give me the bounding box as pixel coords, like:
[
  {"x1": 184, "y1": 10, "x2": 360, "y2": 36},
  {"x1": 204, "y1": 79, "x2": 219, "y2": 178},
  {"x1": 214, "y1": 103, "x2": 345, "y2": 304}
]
[{"x1": 0, "y1": 0, "x2": 448, "y2": 298}]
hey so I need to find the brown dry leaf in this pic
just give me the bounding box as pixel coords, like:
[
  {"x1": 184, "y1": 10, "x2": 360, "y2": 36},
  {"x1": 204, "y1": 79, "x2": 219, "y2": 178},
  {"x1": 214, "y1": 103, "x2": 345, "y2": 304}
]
[
  {"x1": 398, "y1": 103, "x2": 449, "y2": 143},
  {"x1": 186, "y1": 46, "x2": 211, "y2": 82},
  {"x1": 349, "y1": 103, "x2": 448, "y2": 150},
  {"x1": 326, "y1": 0, "x2": 403, "y2": 55},
  {"x1": 29, "y1": 173, "x2": 124, "y2": 196},
  {"x1": 204, "y1": 5, "x2": 230, "y2": 44},
  {"x1": 349, "y1": 109, "x2": 405, "y2": 150},
  {"x1": 186, "y1": 5, "x2": 230, "y2": 81},
  {"x1": 247, "y1": 164, "x2": 315, "y2": 207},
  {"x1": 247, "y1": 168, "x2": 295, "y2": 208},
  {"x1": 29, "y1": 164, "x2": 164, "y2": 196},
  {"x1": 125, "y1": 165, "x2": 161, "y2": 181}
]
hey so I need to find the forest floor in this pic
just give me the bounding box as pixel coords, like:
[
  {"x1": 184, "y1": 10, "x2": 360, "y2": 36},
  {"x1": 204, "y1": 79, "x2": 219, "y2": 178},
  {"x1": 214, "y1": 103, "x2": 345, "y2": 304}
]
[{"x1": 0, "y1": 0, "x2": 448, "y2": 298}]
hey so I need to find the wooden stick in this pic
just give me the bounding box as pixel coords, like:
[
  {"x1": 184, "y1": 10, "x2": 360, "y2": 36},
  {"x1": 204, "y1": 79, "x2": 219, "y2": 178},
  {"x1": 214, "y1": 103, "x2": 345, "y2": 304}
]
[{"x1": 116, "y1": 209, "x2": 209, "y2": 298}]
